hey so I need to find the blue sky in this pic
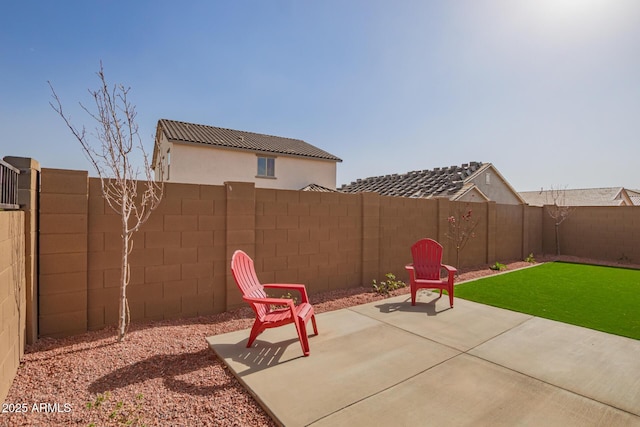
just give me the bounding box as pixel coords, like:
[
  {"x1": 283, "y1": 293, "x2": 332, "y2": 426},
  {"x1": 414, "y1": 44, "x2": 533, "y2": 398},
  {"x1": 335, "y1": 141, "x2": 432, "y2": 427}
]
[{"x1": 1, "y1": 0, "x2": 639, "y2": 191}]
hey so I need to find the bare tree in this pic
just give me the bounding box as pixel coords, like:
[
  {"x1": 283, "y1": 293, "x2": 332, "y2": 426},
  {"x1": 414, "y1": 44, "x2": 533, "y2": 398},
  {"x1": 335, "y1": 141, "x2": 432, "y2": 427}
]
[
  {"x1": 49, "y1": 63, "x2": 163, "y2": 342},
  {"x1": 445, "y1": 201, "x2": 480, "y2": 272},
  {"x1": 545, "y1": 186, "x2": 574, "y2": 256}
]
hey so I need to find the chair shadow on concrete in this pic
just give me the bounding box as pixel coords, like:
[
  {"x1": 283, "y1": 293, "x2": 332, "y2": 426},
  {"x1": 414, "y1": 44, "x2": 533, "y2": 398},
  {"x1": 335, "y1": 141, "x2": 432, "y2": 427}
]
[
  {"x1": 210, "y1": 336, "x2": 308, "y2": 377},
  {"x1": 374, "y1": 293, "x2": 452, "y2": 316}
]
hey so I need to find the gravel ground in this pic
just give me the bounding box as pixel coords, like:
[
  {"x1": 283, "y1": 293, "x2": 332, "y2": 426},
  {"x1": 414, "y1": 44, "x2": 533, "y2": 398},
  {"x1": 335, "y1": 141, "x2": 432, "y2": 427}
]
[{"x1": 4, "y1": 256, "x2": 638, "y2": 426}]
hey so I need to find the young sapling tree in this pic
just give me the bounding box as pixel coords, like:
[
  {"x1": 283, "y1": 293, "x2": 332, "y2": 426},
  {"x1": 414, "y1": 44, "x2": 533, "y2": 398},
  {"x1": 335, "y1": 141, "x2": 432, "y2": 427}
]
[
  {"x1": 446, "y1": 202, "x2": 480, "y2": 272},
  {"x1": 49, "y1": 63, "x2": 163, "y2": 342}
]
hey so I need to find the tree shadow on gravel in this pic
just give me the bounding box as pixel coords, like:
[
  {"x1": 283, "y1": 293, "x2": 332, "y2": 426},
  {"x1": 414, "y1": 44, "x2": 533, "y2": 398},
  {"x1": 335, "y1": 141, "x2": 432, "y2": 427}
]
[
  {"x1": 89, "y1": 348, "x2": 232, "y2": 396},
  {"x1": 24, "y1": 307, "x2": 256, "y2": 356}
]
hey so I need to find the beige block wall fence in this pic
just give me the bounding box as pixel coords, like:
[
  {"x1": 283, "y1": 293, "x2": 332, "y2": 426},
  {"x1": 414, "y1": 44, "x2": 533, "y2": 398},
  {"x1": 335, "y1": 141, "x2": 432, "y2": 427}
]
[
  {"x1": 3, "y1": 162, "x2": 640, "y2": 403},
  {"x1": 1, "y1": 156, "x2": 39, "y2": 404},
  {"x1": 36, "y1": 168, "x2": 548, "y2": 339},
  {"x1": 0, "y1": 211, "x2": 26, "y2": 405}
]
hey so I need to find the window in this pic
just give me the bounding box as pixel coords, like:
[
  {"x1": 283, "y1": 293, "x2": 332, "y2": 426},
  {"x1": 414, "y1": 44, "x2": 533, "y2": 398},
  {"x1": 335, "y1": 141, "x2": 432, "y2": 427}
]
[
  {"x1": 485, "y1": 172, "x2": 491, "y2": 185},
  {"x1": 257, "y1": 156, "x2": 275, "y2": 178}
]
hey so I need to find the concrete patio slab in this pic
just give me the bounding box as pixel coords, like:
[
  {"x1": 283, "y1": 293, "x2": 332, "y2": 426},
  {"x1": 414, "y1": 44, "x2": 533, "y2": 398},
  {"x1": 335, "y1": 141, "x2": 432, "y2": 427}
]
[
  {"x1": 350, "y1": 291, "x2": 533, "y2": 351},
  {"x1": 207, "y1": 296, "x2": 640, "y2": 426},
  {"x1": 206, "y1": 309, "x2": 460, "y2": 426},
  {"x1": 469, "y1": 316, "x2": 640, "y2": 417},
  {"x1": 312, "y1": 354, "x2": 639, "y2": 427}
]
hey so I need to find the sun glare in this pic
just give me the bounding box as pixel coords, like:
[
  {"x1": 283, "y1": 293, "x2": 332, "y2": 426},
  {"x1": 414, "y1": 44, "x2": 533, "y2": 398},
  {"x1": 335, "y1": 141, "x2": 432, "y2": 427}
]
[
  {"x1": 519, "y1": 0, "x2": 631, "y2": 41},
  {"x1": 537, "y1": 0, "x2": 608, "y2": 19}
]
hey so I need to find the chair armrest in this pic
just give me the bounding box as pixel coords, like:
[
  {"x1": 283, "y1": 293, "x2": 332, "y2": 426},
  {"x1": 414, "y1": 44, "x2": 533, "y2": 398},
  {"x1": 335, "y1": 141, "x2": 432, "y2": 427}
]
[
  {"x1": 442, "y1": 264, "x2": 457, "y2": 284},
  {"x1": 442, "y1": 264, "x2": 457, "y2": 273},
  {"x1": 263, "y1": 283, "x2": 310, "y2": 303},
  {"x1": 243, "y1": 296, "x2": 295, "y2": 308},
  {"x1": 263, "y1": 283, "x2": 307, "y2": 290},
  {"x1": 405, "y1": 264, "x2": 415, "y2": 282}
]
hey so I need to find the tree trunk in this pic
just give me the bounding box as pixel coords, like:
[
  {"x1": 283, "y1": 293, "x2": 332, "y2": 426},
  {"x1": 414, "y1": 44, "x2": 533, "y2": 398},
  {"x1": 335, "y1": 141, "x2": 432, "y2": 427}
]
[
  {"x1": 118, "y1": 231, "x2": 129, "y2": 342},
  {"x1": 118, "y1": 196, "x2": 130, "y2": 342},
  {"x1": 555, "y1": 223, "x2": 560, "y2": 256}
]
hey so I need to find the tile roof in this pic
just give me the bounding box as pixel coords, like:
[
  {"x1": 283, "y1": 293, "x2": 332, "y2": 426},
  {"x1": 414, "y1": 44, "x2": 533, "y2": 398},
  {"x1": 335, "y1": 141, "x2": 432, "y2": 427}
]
[
  {"x1": 519, "y1": 187, "x2": 632, "y2": 207},
  {"x1": 339, "y1": 162, "x2": 485, "y2": 198},
  {"x1": 299, "y1": 183, "x2": 338, "y2": 192},
  {"x1": 157, "y1": 119, "x2": 342, "y2": 162},
  {"x1": 627, "y1": 189, "x2": 640, "y2": 206}
]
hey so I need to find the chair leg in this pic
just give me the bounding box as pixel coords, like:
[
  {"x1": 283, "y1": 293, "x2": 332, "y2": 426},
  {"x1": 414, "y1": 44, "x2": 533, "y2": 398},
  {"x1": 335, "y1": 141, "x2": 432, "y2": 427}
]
[
  {"x1": 299, "y1": 320, "x2": 310, "y2": 356},
  {"x1": 294, "y1": 306, "x2": 316, "y2": 356},
  {"x1": 311, "y1": 315, "x2": 318, "y2": 336},
  {"x1": 247, "y1": 321, "x2": 263, "y2": 348},
  {"x1": 411, "y1": 286, "x2": 417, "y2": 306},
  {"x1": 448, "y1": 286, "x2": 454, "y2": 308},
  {"x1": 292, "y1": 316, "x2": 309, "y2": 356}
]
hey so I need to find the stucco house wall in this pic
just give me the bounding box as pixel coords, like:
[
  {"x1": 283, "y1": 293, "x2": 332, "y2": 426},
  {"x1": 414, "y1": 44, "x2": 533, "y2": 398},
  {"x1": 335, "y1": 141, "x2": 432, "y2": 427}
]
[
  {"x1": 155, "y1": 136, "x2": 337, "y2": 190},
  {"x1": 469, "y1": 165, "x2": 523, "y2": 205}
]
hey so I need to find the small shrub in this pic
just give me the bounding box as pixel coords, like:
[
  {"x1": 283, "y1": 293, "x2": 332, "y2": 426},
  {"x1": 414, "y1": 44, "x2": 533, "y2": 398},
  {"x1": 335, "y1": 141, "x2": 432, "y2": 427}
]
[
  {"x1": 524, "y1": 253, "x2": 536, "y2": 263},
  {"x1": 489, "y1": 262, "x2": 507, "y2": 271},
  {"x1": 86, "y1": 392, "x2": 146, "y2": 426},
  {"x1": 86, "y1": 392, "x2": 109, "y2": 410},
  {"x1": 618, "y1": 253, "x2": 632, "y2": 263},
  {"x1": 269, "y1": 291, "x2": 298, "y2": 310},
  {"x1": 372, "y1": 273, "x2": 406, "y2": 295}
]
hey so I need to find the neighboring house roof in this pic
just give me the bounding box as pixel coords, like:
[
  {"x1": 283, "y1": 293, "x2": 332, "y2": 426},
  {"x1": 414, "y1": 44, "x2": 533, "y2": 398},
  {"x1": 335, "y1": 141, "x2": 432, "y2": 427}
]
[
  {"x1": 627, "y1": 189, "x2": 640, "y2": 206},
  {"x1": 299, "y1": 183, "x2": 338, "y2": 192},
  {"x1": 153, "y1": 119, "x2": 342, "y2": 164},
  {"x1": 455, "y1": 181, "x2": 491, "y2": 202},
  {"x1": 340, "y1": 161, "x2": 485, "y2": 199},
  {"x1": 519, "y1": 187, "x2": 637, "y2": 207}
]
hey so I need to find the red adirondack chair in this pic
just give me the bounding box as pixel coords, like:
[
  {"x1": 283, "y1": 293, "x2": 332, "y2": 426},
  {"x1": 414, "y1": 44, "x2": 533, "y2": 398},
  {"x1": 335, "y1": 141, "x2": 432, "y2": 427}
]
[
  {"x1": 405, "y1": 238, "x2": 457, "y2": 308},
  {"x1": 230, "y1": 250, "x2": 318, "y2": 356}
]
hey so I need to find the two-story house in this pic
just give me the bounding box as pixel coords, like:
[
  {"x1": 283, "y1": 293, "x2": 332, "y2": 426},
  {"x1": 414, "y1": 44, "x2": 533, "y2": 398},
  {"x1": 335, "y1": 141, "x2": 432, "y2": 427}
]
[{"x1": 152, "y1": 119, "x2": 342, "y2": 190}]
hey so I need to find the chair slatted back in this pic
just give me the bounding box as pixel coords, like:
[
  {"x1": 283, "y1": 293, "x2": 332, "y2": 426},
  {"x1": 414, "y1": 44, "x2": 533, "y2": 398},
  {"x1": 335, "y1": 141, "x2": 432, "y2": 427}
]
[
  {"x1": 231, "y1": 250, "x2": 269, "y2": 319},
  {"x1": 411, "y1": 238, "x2": 443, "y2": 280}
]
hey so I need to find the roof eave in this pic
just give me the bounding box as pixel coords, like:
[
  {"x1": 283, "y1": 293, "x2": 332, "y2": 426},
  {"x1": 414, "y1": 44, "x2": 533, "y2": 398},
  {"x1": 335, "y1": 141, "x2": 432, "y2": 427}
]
[
  {"x1": 451, "y1": 184, "x2": 491, "y2": 202},
  {"x1": 166, "y1": 138, "x2": 342, "y2": 162},
  {"x1": 151, "y1": 119, "x2": 166, "y2": 171}
]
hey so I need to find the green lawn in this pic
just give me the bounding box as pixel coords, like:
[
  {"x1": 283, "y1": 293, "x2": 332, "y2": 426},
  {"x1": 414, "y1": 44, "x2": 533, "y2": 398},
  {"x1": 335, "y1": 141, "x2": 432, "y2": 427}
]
[{"x1": 454, "y1": 262, "x2": 640, "y2": 340}]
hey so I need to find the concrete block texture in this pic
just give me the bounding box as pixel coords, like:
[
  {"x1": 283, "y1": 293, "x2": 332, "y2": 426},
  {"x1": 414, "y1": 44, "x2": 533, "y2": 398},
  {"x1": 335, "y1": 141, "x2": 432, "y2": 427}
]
[
  {"x1": 164, "y1": 214, "x2": 198, "y2": 232},
  {"x1": 182, "y1": 198, "x2": 214, "y2": 215},
  {"x1": 0, "y1": 211, "x2": 26, "y2": 404},
  {"x1": 40, "y1": 193, "x2": 88, "y2": 215},
  {"x1": 181, "y1": 230, "x2": 214, "y2": 248},
  {"x1": 38, "y1": 310, "x2": 86, "y2": 337},
  {"x1": 40, "y1": 214, "x2": 88, "y2": 234},
  {"x1": 40, "y1": 233, "x2": 87, "y2": 254},
  {"x1": 40, "y1": 253, "x2": 87, "y2": 275},
  {"x1": 40, "y1": 168, "x2": 88, "y2": 195},
  {"x1": 225, "y1": 181, "x2": 256, "y2": 200}
]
